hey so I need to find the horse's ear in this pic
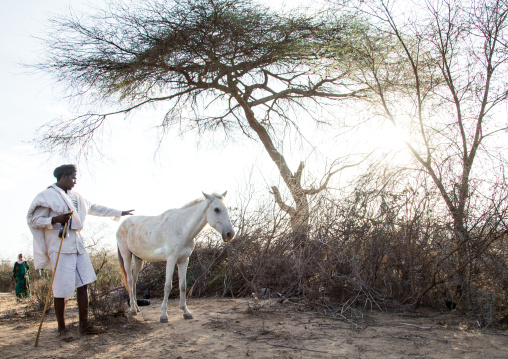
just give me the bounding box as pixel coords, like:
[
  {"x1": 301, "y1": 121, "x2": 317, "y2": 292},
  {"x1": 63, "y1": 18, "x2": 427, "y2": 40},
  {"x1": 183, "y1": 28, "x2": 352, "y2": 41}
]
[
  {"x1": 203, "y1": 192, "x2": 213, "y2": 201},
  {"x1": 221, "y1": 191, "x2": 227, "y2": 198}
]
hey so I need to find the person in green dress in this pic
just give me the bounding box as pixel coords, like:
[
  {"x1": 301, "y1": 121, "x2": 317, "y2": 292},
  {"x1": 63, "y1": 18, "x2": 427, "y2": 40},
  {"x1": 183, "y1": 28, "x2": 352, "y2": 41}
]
[{"x1": 13, "y1": 253, "x2": 30, "y2": 299}]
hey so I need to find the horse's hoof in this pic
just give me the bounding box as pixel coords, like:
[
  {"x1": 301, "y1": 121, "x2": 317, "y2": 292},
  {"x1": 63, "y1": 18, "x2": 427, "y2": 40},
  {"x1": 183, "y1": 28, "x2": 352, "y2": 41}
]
[
  {"x1": 160, "y1": 317, "x2": 169, "y2": 323},
  {"x1": 183, "y1": 313, "x2": 193, "y2": 320},
  {"x1": 130, "y1": 311, "x2": 137, "y2": 316}
]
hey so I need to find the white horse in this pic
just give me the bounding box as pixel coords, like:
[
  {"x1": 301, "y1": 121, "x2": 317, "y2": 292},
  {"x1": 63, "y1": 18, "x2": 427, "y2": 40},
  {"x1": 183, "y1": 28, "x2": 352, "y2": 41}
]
[{"x1": 116, "y1": 192, "x2": 235, "y2": 322}]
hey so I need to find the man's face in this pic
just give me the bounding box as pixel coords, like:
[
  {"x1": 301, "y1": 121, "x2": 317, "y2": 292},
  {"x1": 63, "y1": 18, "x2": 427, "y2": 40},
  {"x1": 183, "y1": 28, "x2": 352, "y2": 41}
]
[{"x1": 61, "y1": 171, "x2": 77, "y2": 190}]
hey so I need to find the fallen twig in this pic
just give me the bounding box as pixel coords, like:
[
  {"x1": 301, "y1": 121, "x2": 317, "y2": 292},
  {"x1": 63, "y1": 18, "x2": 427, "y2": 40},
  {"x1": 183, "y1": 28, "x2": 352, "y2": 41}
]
[
  {"x1": 399, "y1": 322, "x2": 432, "y2": 330},
  {"x1": 260, "y1": 341, "x2": 329, "y2": 354}
]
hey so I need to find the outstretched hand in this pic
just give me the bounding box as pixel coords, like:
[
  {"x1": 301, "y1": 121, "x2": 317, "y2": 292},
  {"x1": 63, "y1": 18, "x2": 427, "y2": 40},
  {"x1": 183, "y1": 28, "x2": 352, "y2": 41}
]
[{"x1": 121, "y1": 210, "x2": 135, "y2": 216}]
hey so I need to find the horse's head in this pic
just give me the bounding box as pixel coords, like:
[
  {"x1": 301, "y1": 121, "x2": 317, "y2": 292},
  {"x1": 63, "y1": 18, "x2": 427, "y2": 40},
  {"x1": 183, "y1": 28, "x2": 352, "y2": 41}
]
[{"x1": 203, "y1": 191, "x2": 236, "y2": 242}]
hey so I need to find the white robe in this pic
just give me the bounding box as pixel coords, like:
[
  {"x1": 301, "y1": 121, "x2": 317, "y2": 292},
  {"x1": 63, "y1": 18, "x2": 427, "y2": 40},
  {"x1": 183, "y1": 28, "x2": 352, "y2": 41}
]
[{"x1": 27, "y1": 184, "x2": 122, "y2": 270}]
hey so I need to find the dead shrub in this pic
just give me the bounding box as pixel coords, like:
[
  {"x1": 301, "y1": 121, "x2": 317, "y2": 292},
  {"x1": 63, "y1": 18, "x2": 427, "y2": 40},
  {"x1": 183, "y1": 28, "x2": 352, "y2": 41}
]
[
  {"x1": 29, "y1": 273, "x2": 53, "y2": 311},
  {"x1": 88, "y1": 247, "x2": 127, "y2": 320},
  {"x1": 0, "y1": 259, "x2": 14, "y2": 292}
]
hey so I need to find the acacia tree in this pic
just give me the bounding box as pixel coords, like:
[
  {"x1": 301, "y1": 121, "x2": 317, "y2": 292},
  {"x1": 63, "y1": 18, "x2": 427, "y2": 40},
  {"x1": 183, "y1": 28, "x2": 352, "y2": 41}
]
[
  {"x1": 35, "y1": 0, "x2": 365, "y2": 242},
  {"x1": 342, "y1": 0, "x2": 508, "y2": 309}
]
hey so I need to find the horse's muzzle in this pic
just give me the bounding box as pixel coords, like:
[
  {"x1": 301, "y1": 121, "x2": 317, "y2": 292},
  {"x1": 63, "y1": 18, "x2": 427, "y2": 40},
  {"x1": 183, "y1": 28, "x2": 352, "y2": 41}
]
[{"x1": 223, "y1": 230, "x2": 235, "y2": 242}]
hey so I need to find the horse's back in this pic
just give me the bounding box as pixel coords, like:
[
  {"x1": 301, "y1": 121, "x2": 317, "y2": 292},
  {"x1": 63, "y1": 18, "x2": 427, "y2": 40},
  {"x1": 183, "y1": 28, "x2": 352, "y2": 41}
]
[{"x1": 116, "y1": 214, "x2": 172, "y2": 261}]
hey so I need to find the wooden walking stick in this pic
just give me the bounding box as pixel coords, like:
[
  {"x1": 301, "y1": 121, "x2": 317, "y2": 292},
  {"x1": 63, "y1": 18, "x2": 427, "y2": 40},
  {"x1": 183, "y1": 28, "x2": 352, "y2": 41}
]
[{"x1": 34, "y1": 210, "x2": 72, "y2": 347}]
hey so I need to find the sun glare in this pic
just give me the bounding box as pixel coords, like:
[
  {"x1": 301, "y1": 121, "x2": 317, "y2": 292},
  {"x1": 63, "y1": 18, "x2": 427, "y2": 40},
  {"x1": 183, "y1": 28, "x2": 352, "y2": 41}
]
[
  {"x1": 374, "y1": 124, "x2": 410, "y2": 151},
  {"x1": 354, "y1": 122, "x2": 414, "y2": 165}
]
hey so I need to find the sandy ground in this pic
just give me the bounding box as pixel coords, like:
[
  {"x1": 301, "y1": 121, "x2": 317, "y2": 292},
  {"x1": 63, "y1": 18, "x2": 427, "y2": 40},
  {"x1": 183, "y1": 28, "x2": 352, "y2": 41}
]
[{"x1": 0, "y1": 292, "x2": 507, "y2": 358}]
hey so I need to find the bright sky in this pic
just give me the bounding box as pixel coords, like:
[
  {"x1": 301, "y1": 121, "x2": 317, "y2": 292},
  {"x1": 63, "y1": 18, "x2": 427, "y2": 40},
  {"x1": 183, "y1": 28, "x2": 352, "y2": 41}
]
[{"x1": 0, "y1": 0, "x2": 399, "y2": 262}]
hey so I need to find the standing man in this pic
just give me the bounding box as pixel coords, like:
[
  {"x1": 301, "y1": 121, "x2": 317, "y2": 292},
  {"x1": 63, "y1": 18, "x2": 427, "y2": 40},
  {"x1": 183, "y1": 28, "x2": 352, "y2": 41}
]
[{"x1": 27, "y1": 164, "x2": 134, "y2": 341}]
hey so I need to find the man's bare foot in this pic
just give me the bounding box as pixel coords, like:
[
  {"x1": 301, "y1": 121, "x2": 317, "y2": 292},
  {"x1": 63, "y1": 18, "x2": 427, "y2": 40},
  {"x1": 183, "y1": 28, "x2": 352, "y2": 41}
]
[
  {"x1": 57, "y1": 328, "x2": 75, "y2": 342},
  {"x1": 79, "y1": 323, "x2": 105, "y2": 335}
]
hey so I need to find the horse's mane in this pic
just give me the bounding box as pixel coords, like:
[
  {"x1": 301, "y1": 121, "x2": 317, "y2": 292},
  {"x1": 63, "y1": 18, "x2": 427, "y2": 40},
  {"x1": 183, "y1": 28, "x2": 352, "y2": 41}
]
[
  {"x1": 181, "y1": 198, "x2": 205, "y2": 209},
  {"x1": 181, "y1": 193, "x2": 222, "y2": 209}
]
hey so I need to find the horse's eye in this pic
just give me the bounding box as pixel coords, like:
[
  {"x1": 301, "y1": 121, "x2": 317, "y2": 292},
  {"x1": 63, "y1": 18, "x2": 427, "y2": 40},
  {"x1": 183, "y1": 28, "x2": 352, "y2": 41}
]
[{"x1": 214, "y1": 208, "x2": 220, "y2": 213}]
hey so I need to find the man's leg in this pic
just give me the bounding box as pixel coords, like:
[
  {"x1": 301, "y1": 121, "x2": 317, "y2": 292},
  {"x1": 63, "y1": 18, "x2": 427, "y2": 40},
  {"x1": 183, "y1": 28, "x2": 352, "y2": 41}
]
[
  {"x1": 49, "y1": 252, "x2": 76, "y2": 341},
  {"x1": 77, "y1": 285, "x2": 88, "y2": 329},
  {"x1": 54, "y1": 297, "x2": 66, "y2": 333},
  {"x1": 77, "y1": 284, "x2": 104, "y2": 334}
]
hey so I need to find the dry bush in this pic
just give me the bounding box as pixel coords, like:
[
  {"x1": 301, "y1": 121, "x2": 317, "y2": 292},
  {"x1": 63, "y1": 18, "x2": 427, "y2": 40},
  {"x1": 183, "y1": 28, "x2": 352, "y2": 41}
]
[
  {"x1": 0, "y1": 259, "x2": 14, "y2": 292},
  {"x1": 30, "y1": 272, "x2": 53, "y2": 311},
  {"x1": 298, "y1": 172, "x2": 508, "y2": 325},
  {"x1": 88, "y1": 247, "x2": 127, "y2": 320},
  {"x1": 135, "y1": 261, "x2": 168, "y2": 298}
]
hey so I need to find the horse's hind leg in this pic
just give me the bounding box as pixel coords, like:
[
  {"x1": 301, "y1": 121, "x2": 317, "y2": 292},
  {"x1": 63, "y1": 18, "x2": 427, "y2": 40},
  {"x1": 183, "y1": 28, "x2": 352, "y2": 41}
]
[
  {"x1": 178, "y1": 257, "x2": 193, "y2": 319},
  {"x1": 160, "y1": 256, "x2": 177, "y2": 323},
  {"x1": 121, "y1": 250, "x2": 137, "y2": 316},
  {"x1": 132, "y1": 255, "x2": 144, "y2": 313}
]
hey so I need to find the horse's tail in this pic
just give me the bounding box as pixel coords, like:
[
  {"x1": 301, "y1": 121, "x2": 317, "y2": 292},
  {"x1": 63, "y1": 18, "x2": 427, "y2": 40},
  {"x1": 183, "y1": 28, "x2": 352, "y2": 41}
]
[{"x1": 117, "y1": 247, "x2": 130, "y2": 297}]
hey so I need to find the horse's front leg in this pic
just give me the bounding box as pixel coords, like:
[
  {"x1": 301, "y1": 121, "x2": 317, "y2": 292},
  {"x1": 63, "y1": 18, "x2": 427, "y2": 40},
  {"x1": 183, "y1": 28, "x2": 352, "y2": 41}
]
[
  {"x1": 177, "y1": 257, "x2": 192, "y2": 319},
  {"x1": 160, "y1": 256, "x2": 177, "y2": 323}
]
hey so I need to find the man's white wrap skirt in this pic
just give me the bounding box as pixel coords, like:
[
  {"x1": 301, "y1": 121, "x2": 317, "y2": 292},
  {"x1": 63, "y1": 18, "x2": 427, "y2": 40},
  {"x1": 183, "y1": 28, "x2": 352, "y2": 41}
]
[{"x1": 49, "y1": 252, "x2": 97, "y2": 298}]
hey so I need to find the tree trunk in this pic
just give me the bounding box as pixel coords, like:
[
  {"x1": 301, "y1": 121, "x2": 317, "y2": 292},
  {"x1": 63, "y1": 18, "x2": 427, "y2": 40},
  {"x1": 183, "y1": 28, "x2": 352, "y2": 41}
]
[{"x1": 236, "y1": 95, "x2": 311, "y2": 247}]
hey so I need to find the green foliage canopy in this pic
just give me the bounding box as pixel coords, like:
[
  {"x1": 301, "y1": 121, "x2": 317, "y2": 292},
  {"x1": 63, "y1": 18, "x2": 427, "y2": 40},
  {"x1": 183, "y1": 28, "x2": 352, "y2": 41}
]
[{"x1": 36, "y1": 0, "x2": 364, "y2": 154}]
